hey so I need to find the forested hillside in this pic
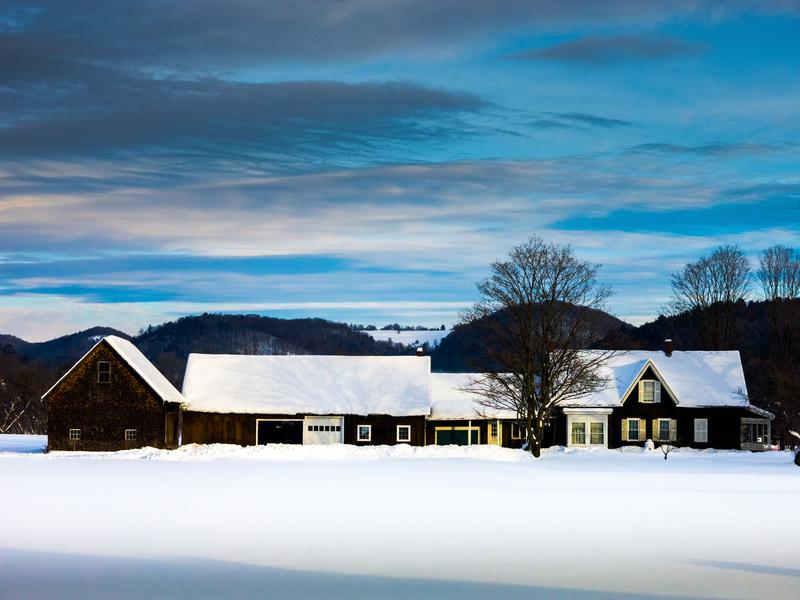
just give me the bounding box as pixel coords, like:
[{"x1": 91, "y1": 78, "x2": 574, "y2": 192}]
[{"x1": 2, "y1": 299, "x2": 798, "y2": 441}]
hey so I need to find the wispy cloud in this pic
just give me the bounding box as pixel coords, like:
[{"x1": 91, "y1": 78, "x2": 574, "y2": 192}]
[
  {"x1": 630, "y1": 141, "x2": 795, "y2": 157},
  {"x1": 514, "y1": 34, "x2": 706, "y2": 65},
  {"x1": 533, "y1": 112, "x2": 633, "y2": 129}
]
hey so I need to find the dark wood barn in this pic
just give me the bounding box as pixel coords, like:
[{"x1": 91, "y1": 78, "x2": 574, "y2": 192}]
[
  {"x1": 180, "y1": 353, "x2": 432, "y2": 447},
  {"x1": 43, "y1": 336, "x2": 182, "y2": 451}
]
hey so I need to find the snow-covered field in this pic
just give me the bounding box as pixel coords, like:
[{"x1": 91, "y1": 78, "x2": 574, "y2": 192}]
[
  {"x1": 362, "y1": 329, "x2": 450, "y2": 347},
  {"x1": 1, "y1": 435, "x2": 799, "y2": 600}
]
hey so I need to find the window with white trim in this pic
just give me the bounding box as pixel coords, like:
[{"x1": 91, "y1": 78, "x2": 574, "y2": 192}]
[
  {"x1": 655, "y1": 418, "x2": 677, "y2": 442},
  {"x1": 571, "y1": 422, "x2": 586, "y2": 445},
  {"x1": 626, "y1": 418, "x2": 640, "y2": 442},
  {"x1": 396, "y1": 425, "x2": 411, "y2": 443},
  {"x1": 590, "y1": 422, "x2": 604, "y2": 445},
  {"x1": 640, "y1": 380, "x2": 660, "y2": 403},
  {"x1": 69, "y1": 428, "x2": 81, "y2": 441},
  {"x1": 97, "y1": 361, "x2": 111, "y2": 384},
  {"x1": 357, "y1": 424, "x2": 371, "y2": 442},
  {"x1": 694, "y1": 419, "x2": 708, "y2": 443},
  {"x1": 125, "y1": 429, "x2": 137, "y2": 441},
  {"x1": 511, "y1": 423, "x2": 524, "y2": 440}
]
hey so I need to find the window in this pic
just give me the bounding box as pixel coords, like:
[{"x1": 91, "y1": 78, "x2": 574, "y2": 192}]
[
  {"x1": 490, "y1": 422, "x2": 499, "y2": 437},
  {"x1": 571, "y1": 422, "x2": 586, "y2": 445},
  {"x1": 694, "y1": 419, "x2": 708, "y2": 443},
  {"x1": 654, "y1": 418, "x2": 677, "y2": 442},
  {"x1": 397, "y1": 425, "x2": 411, "y2": 443},
  {"x1": 626, "y1": 418, "x2": 640, "y2": 442},
  {"x1": 69, "y1": 428, "x2": 81, "y2": 441},
  {"x1": 125, "y1": 429, "x2": 137, "y2": 441},
  {"x1": 511, "y1": 423, "x2": 525, "y2": 440},
  {"x1": 97, "y1": 361, "x2": 111, "y2": 384},
  {"x1": 357, "y1": 424, "x2": 371, "y2": 442},
  {"x1": 741, "y1": 420, "x2": 769, "y2": 445},
  {"x1": 640, "y1": 380, "x2": 661, "y2": 403},
  {"x1": 590, "y1": 422, "x2": 604, "y2": 445}
]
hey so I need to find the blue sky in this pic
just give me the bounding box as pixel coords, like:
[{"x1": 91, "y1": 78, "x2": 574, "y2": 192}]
[{"x1": 1, "y1": 1, "x2": 799, "y2": 340}]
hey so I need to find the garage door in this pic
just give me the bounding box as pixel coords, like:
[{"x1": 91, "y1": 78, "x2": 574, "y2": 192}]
[
  {"x1": 257, "y1": 420, "x2": 303, "y2": 445},
  {"x1": 435, "y1": 426, "x2": 479, "y2": 446},
  {"x1": 304, "y1": 416, "x2": 344, "y2": 445}
]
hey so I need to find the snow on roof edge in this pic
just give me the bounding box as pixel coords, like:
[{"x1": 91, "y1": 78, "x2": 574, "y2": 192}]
[{"x1": 42, "y1": 335, "x2": 183, "y2": 403}]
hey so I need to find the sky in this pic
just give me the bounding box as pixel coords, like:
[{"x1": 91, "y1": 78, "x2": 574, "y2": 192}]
[{"x1": 1, "y1": 1, "x2": 799, "y2": 341}]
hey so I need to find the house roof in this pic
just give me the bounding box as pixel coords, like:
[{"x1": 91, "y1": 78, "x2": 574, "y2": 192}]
[
  {"x1": 42, "y1": 335, "x2": 184, "y2": 403},
  {"x1": 181, "y1": 354, "x2": 431, "y2": 416},
  {"x1": 562, "y1": 350, "x2": 749, "y2": 409},
  {"x1": 430, "y1": 373, "x2": 518, "y2": 420}
]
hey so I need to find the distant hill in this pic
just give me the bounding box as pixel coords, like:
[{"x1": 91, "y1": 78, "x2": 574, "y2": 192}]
[
  {"x1": 431, "y1": 305, "x2": 633, "y2": 371},
  {"x1": 134, "y1": 314, "x2": 413, "y2": 386},
  {"x1": 0, "y1": 326, "x2": 130, "y2": 367}
]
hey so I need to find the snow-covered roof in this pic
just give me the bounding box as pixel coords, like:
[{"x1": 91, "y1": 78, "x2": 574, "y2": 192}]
[
  {"x1": 182, "y1": 354, "x2": 431, "y2": 416},
  {"x1": 42, "y1": 335, "x2": 183, "y2": 403},
  {"x1": 563, "y1": 350, "x2": 749, "y2": 409},
  {"x1": 430, "y1": 373, "x2": 518, "y2": 420}
]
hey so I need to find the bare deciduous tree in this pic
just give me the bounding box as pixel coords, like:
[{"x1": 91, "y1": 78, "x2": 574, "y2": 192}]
[
  {"x1": 461, "y1": 236, "x2": 615, "y2": 458},
  {"x1": 758, "y1": 245, "x2": 800, "y2": 446},
  {"x1": 669, "y1": 244, "x2": 751, "y2": 349},
  {"x1": 758, "y1": 245, "x2": 800, "y2": 301}
]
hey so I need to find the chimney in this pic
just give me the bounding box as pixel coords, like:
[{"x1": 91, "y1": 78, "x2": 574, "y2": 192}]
[
  {"x1": 663, "y1": 339, "x2": 673, "y2": 357},
  {"x1": 416, "y1": 347, "x2": 425, "y2": 357}
]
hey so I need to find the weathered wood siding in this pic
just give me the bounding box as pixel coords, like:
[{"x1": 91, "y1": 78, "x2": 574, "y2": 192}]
[
  {"x1": 182, "y1": 412, "x2": 427, "y2": 446},
  {"x1": 46, "y1": 341, "x2": 178, "y2": 451},
  {"x1": 345, "y1": 415, "x2": 426, "y2": 446}
]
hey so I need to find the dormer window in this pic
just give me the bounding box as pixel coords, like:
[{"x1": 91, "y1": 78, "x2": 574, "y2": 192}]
[
  {"x1": 639, "y1": 380, "x2": 660, "y2": 403},
  {"x1": 97, "y1": 361, "x2": 111, "y2": 384}
]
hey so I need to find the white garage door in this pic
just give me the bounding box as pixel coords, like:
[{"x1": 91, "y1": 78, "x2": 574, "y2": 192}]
[{"x1": 303, "y1": 416, "x2": 344, "y2": 445}]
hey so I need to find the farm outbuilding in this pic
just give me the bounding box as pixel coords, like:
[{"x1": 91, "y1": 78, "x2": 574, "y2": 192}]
[
  {"x1": 180, "y1": 353, "x2": 430, "y2": 446},
  {"x1": 43, "y1": 336, "x2": 182, "y2": 451}
]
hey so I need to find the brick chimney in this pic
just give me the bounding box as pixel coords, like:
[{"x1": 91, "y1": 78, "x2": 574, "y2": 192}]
[
  {"x1": 663, "y1": 339, "x2": 673, "y2": 357},
  {"x1": 416, "y1": 347, "x2": 425, "y2": 357}
]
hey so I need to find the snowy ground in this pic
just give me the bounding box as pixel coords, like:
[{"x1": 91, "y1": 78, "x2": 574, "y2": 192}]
[
  {"x1": 1, "y1": 435, "x2": 799, "y2": 600},
  {"x1": 362, "y1": 329, "x2": 449, "y2": 347}
]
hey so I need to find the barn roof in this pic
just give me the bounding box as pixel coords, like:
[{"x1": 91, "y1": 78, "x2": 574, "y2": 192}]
[
  {"x1": 563, "y1": 350, "x2": 750, "y2": 409},
  {"x1": 42, "y1": 335, "x2": 183, "y2": 403},
  {"x1": 430, "y1": 373, "x2": 517, "y2": 420},
  {"x1": 182, "y1": 354, "x2": 431, "y2": 416}
]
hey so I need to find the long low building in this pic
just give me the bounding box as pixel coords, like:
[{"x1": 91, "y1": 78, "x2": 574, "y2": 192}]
[
  {"x1": 44, "y1": 336, "x2": 774, "y2": 451},
  {"x1": 181, "y1": 353, "x2": 430, "y2": 446}
]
